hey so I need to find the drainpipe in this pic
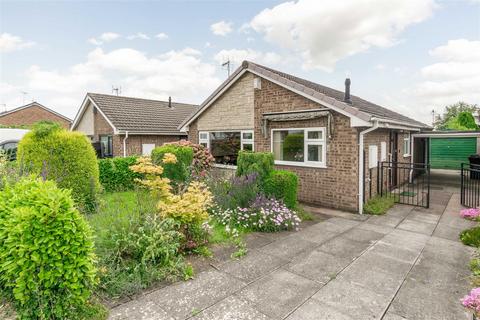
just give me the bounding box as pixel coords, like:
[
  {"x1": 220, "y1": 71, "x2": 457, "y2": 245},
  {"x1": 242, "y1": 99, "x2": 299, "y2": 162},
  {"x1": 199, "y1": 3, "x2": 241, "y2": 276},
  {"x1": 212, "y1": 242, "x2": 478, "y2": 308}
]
[
  {"x1": 123, "y1": 131, "x2": 129, "y2": 157},
  {"x1": 358, "y1": 121, "x2": 379, "y2": 214}
]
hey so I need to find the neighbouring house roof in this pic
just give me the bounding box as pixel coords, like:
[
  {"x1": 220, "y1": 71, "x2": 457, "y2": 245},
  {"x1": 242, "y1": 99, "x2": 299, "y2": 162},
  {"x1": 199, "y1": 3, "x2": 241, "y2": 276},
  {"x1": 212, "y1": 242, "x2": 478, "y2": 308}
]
[
  {"x1": 72, "y1": 93, "x2": 198, "y2": 135},
  {"x1": 0, "y1": 102, "x2": 72, "y2": 123},
  {"x1": 180, "y1": 61, "x2": 429, "y2": 130}
]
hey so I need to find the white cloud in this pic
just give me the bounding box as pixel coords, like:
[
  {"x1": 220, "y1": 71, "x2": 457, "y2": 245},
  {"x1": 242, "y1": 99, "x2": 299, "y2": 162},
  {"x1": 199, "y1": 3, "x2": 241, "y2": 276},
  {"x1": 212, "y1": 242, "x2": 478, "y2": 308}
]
[
  {"x1": 214, "y1": 48, "x2": 283, "y2": 66},
  {"x1": 156, "y1": 33, "x2": 169, "y2": 40},
  {"x1": 374, "y1": 64, "x2": 386, "y2": 71},
  {"x1": 127, "y1": 32, "x2": 150, "y2": 40},
  {"x1": 249, "y1": 0, "x2": 435, "y2": 71},
  {"x1": 0, "y1": 33, "x2": 35, "y2": 53},
  {"x1": 88, "y1": 32, "x2": 120, "y2": 45},
  {"x1": 413, "y1": 39, "x2": 480, "y2": 108},
  {"x1": 2, "y1": 47, "x2": 221, "y2": 118},
  {"x1": 210, "y1": 21, "x2": 233, "y2": 36}
]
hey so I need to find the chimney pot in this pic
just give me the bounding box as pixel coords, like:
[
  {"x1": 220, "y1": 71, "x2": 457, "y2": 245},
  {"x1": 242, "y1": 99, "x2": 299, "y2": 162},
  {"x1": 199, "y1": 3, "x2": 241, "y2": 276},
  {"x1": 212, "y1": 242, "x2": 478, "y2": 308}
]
[
  {"x1": 344, "y1": 78, "x2": 352, "y2": 104},
  {"x1": 168, "y1": 96, "x2": 172, "y2": 108}
]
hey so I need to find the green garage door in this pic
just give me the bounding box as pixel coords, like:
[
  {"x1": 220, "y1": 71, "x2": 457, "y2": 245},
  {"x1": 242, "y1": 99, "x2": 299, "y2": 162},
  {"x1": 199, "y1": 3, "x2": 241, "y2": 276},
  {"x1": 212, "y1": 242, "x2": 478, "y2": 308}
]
[{"x1": 430, "y1": 137, "x2": 477, "y2": 169}]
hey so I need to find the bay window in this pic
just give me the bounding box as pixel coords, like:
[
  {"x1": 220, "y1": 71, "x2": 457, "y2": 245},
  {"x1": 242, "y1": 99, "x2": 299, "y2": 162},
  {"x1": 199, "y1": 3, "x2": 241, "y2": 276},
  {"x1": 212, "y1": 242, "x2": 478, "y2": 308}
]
[
  {"x1": 199, "y1": 130, "x2": 254, "y2": 165},
  {"x1": 272, "y1": 127, "x2": 326, "y2": 167}
]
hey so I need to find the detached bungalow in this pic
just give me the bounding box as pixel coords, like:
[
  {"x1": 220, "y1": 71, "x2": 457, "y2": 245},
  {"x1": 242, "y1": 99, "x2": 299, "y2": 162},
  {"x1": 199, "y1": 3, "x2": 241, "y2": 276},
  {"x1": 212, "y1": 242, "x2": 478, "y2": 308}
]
[
  {"x1": 72, "y1": 93, "x2": 198, "y2": 157},
  {"x1": 180, "y1": 61, "x2": 430, "y2": 214},
  {"x1": 0, "y1": 102, "x2": 71, "y2": 128}
]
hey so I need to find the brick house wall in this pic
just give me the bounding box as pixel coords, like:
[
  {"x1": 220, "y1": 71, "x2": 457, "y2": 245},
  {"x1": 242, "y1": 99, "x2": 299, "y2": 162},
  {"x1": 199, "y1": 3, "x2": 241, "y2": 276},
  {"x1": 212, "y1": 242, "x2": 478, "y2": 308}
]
[
  {"x1": 254, "y1": 78, "x2": 359, "y2": 212},
  {"x1": 0, "y1": 105, "x2": 71, "y2": 128}
]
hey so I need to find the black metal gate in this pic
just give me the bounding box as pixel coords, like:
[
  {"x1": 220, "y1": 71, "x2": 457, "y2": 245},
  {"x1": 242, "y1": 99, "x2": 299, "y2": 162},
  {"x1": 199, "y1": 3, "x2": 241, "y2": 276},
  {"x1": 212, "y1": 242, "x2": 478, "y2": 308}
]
[
  {"x1": 461, "y1": 163, "x2": 480, "y2": 208},
  {"x1": 378, "y1": 161, "x2": 430, "y2": 208}
]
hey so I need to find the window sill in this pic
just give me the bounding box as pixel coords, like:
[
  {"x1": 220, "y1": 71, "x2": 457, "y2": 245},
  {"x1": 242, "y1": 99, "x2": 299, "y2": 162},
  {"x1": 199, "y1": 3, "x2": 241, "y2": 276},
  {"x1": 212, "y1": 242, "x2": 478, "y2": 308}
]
[
  {"x1": 213, "y1": 163, "x2": 237, "y2": 169},
  {"x1": 274, "y1": 160, "x2": 327, "y2": 169},
  {"x1": 403, "y1": 154, "x2": 411, "y2": 158}
]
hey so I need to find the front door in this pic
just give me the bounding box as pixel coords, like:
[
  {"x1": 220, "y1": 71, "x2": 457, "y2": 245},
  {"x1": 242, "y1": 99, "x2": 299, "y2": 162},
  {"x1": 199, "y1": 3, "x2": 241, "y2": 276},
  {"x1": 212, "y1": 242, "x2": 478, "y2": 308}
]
[{"x1": 389, "y1": 131, "x2": 398, "y2": 187}]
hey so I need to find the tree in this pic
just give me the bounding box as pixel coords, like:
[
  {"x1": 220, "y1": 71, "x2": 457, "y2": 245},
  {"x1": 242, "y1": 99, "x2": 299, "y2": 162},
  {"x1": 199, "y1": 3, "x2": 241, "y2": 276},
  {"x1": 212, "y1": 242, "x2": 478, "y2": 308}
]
[{"x1": 434, "y1": 102, "x2": 479, "y2": 131}]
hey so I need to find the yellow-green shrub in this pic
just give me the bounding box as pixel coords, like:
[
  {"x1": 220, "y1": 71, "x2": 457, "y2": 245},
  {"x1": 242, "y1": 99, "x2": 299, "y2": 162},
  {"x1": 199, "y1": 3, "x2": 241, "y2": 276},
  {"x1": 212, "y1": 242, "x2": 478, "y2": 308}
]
[
  {"x1": 0, "y1": 177, "x2": 97, "y2": 319},
  {"x1": 17, "y1": 122, "x2": 100, "y2": 212}
]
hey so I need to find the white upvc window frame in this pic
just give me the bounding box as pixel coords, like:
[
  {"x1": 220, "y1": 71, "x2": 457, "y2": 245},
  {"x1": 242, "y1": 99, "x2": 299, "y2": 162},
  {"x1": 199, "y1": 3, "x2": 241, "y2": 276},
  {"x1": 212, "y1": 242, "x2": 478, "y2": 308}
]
[
  {"x1": 271, "y1": 127, "x2": 327, "y2": 168},
  {"x1": 241, "y1": 130, "x2": 254, "y2": 151},
  {"x1": 199, "y1": 131, "x2": 209, "y2": 149},
  {"x1": 380, "y1": 141, "x2": 387, "y2": 162},
  {"x1": 403, "y1": 133, "x2": 411, "y2": 157}
]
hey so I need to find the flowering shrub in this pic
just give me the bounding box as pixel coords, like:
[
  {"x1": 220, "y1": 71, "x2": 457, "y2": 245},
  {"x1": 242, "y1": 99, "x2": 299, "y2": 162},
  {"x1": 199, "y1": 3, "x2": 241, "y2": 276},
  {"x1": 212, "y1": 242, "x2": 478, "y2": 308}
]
[
  {"x1": 462, "y1": 287, "x2": 480, "y2": 316},
  {"x1": 211, "y1": 195, "x2": 301, "y2": 232},
  {"x1": 166, "y1": 140, "x2": 214, "y2": 178},
  {"x1": 130, "y1": 156, "x2": 213, "y2": 251},
  {"x1": 461, "y1": 208, "x2": 480, "y2": 220},
  {"x1": 209, "y1": 172, "x2": 259, "y2": 210}
]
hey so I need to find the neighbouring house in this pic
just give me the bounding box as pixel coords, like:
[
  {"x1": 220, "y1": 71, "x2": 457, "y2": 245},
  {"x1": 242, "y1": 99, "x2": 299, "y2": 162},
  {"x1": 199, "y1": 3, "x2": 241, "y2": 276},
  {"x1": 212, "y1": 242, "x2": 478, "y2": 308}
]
[
  {"x1": 180, "y1": 61, "x2": 430, "y2": 214},
  {"x1": 0, "y1": 102, "x2": 71, "y2": 128},
  {"x1": 71, "y1": 93, "x2": 198, "y2": 158}
]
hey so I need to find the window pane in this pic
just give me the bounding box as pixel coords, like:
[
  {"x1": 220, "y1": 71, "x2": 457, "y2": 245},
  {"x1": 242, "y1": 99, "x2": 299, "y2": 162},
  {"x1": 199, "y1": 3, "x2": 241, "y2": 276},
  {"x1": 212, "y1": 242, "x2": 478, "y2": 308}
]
[
  {"x1": 243, "y1": 143, "x2": 253, "y2": 151},
  {"x1": 307, "y1": 144, "x2": 322, "y2": 162},
  {"x1": 199, "y1": 132, "x2": 208, "y2": 140},
  {"x1": 307, "y1": 130, "x2": 322, "y2": 140},
  {"x1": 273, "y1": 130, "x2": 304, "y2": 162},
  {"x1": 100, "y1": 135, "x2": 113, "y2": 157},
  {"x1": 242, "y1": 132, "x2": 253, "y2": 140},
  {"x1": 210, "y1": 132, "x2": 241, "y2": 165}
]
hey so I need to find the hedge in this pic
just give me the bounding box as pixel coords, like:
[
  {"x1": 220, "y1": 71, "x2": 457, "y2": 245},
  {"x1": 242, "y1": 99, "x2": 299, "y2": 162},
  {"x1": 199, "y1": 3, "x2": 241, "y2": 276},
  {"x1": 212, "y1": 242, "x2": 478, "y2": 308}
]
[
  {"x1": 98, "y1": 156, "x2": 141, "y2": 192},
  {"x1": 0, "y1": 177, "x2": 97, "y2": 319},
  {"x1": 151, "y1": 144, "x2": 194, "y2": 184},
  {"x1": 236, "y1": 151, "x2": 274, "y2": 182},
  {"x1": 17, "y1": 121, "x2": 100, "y2": 213},
  {"x1": 263, "y1": 170, "x2": 298, "y2": 209}
]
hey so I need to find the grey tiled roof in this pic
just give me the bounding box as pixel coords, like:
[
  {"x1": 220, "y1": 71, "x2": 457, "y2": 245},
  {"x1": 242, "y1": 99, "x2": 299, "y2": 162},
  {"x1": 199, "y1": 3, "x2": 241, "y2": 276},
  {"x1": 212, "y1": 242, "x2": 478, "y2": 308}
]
[
  {"x1": 181, "y1": 61, "x2": 428, "y2": 129},
  {"x1": 88, "y1": 93, "x2": 198, "y2": 134}
]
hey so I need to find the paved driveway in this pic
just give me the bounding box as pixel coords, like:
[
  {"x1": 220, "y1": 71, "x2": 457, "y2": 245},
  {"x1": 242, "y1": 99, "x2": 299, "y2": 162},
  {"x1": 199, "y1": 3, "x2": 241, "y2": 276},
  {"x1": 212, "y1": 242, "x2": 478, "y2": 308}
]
[{"x1": 110, "y1": 185, "x2": 476, "y2": 320}]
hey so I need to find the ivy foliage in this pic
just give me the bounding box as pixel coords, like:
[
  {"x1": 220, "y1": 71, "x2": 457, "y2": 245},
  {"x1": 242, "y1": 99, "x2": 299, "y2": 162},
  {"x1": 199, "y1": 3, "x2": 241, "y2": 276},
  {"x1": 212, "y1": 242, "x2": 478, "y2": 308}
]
[{"x1": 0, "y1": 177, "x2": 97, "y2": 319}]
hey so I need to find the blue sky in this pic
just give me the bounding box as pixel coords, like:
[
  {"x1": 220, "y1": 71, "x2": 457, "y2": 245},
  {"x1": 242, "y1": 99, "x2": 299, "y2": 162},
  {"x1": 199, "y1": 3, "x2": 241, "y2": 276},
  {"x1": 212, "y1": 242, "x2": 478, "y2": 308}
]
[{"x1": 1, "y1": 0, "x2": 479, "y2": 124}]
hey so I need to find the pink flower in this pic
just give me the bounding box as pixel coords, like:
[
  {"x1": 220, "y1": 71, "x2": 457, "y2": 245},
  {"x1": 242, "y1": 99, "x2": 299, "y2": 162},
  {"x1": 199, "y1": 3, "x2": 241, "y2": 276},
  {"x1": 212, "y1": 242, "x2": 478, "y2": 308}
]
[
  {"x1": 461, "y1": 208, "x2": 480, "y2": 219},
  {"x1": 462, "y1": 288, "x2": 480, "y2": 314}
]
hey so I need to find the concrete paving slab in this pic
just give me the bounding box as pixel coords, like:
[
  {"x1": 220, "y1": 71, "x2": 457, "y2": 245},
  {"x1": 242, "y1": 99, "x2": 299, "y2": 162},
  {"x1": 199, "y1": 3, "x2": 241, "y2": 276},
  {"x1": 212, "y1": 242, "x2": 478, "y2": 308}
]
[
  {"x1": 309, "y1": 220, "x2": 356, "y2": 234},
  {"x1": 109, "y1": 298, "x2": 174, "y2": 320},
  {"x1": 381, "y1": 311, "x2": 409, "y2": 320},
  {"x1": 432, "y1": 223, "x2": 464, "y2": 242},
  {"x1": 349, "y1": 251, "x2": 413, "y2": 278},
  {"x1": 389, "y1": 277, "x2": 470, "y2": 320},
  {"x1": 242, "y1": 233, "x2": 273, "y2": 249},
  {"x1": 295, "y1": 226, "x2": 338, "y2": 244},
  {"x1": 317, "y1": 236, "x2": 372, "y2": 260},
  {"x1": 219, "y1": 250, "x2": 287, "y2": 283},
  {"x1": 191, "y1": 296, "x2": 272, "y2": 320},
  {"x1": 326, "y1": 217, "x2": 361, "y2": 229},
  {"x1": 386, "y1": 205, "x2": 414, "y2": 218},
  {"x1": 396, "y1": 219, "x2": 437, "y2": 235},
  {"x1": 337, "y1": 261, "x2": 404, "y2": 296},
  {"x1": 357, "y1": 222, "x2": 395, "y2": 235},
  {"x1": 257, "y1": 233, "x2": 318, "y2": 261},
  {"x1": 366, "y1": 241, "x2": 419, "y2": 264},
  {"x1": 312, "y1": 279, "x2": 391, "y2": 319},
  {"x1": 420, "y1": 236, "x2": 474, "y2": 269},
  {"x1": 379, "y1": 229, "x2": 429, "y2": 252},
  {"x1": 412, "y1": 203, "x2": 445, "y2": 215},
  {"x1": 439, "y1": 215, "x2": 477, "y2": 230},
  {"x1": 286, "y1": 249, "x2": 351, "y2": 283},
  {"x1": 341, "y1": 227, "x2": 384, "y2": 243},
  {"x1": 285, "y1": 299, "x2": 353, "y2": 320},
  {"x1": 237, "y1": 268, "x2": 321, "y2": 319},
  {"x1": 146, "y1": 270, "x2": 245, "y2": 319},
  {"x1": 367, "y1": 215, "x2": 404, "y2": 228},
  {"x1": 407, "y1": 211, "x2": 441, "y2": 224}
]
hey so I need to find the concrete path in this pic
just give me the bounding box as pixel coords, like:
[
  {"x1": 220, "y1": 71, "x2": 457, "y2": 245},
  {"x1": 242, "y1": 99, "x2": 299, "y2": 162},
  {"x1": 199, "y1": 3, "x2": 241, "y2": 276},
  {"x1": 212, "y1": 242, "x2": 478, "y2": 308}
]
[{"x1": 110, "y1": 186, "x2": 476, "y2": 320}]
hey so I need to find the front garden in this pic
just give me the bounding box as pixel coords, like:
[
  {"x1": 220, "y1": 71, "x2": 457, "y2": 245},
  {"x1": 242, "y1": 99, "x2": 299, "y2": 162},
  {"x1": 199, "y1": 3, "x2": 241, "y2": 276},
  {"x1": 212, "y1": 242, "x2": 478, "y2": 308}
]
[{"x1": 0, "y1": 122, "x2": 310, "y2": 319}]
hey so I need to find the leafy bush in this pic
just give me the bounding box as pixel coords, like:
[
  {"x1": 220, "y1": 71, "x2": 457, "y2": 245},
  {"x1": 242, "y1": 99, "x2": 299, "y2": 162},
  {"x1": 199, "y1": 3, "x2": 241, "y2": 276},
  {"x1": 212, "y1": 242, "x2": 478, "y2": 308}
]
[
  {"x1": 363, "y1": 195, "x2": 396, "y2": 215},
  {"x1": 0, "y1": 177, "x2": 97, "y2": 319},
  {"x1": 98, "y1": 156, "x2": 141, "y2": 192},
  {"x1": 17, "y1": 121, "x2": 100, "y2": 212},
  {"x1": 263, "y1": 170, "x2": 298, "y2": 209},
  {"x1": 166, "y1": 140, "x2": 214, "y2": 178},
  {"x1": 236, "y1": 151, "x2": 274, "y2": 182},
  {"x1": 208, "y1": 173, "x2": 259, "y2": 210},
  {"x1": 211, "y1": 194, "x2": 301, "y2": 232},
  {"x1": 89, "y1": 191, "x2": 186, "y2": 298},
  {"x1": 152, "y1": 144, "x2": 194, "y2": 185},
  {"x1": 461, "y1": 226, "x2": 480, "y2": 247}
]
